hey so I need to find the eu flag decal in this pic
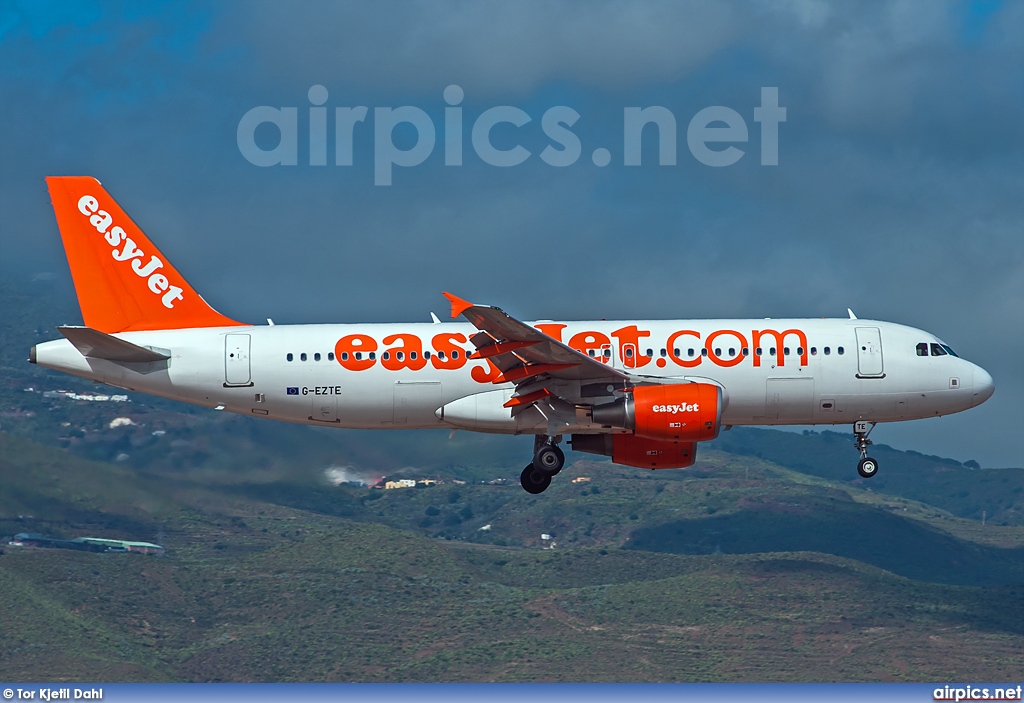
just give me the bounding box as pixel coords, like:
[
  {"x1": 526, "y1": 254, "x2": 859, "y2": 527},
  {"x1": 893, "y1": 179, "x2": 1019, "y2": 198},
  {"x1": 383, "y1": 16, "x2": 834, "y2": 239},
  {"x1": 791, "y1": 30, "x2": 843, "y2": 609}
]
[{"x1": 286, "y1": 387, "x2": 299, "y2": 395}]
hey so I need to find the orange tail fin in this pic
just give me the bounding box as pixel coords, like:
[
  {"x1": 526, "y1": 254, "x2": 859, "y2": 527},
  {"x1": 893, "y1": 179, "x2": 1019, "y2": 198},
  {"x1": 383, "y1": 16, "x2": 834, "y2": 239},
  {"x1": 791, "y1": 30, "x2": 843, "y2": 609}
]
[{"x1": 46, "y1": 176, "x2": 244, "y2": 333}]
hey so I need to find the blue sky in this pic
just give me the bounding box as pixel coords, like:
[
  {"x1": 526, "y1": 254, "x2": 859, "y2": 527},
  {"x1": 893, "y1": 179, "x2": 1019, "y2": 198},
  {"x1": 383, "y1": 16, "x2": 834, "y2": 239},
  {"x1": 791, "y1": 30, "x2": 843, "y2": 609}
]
[{"x1": 1, "y1": 0, "x2": 1022, "y2": 466}]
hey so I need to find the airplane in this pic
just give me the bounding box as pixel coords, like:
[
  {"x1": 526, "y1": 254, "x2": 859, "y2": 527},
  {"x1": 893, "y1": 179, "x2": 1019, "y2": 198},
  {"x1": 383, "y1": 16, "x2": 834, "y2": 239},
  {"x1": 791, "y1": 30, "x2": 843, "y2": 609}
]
[{"x1": 31, "y1": 176, "x2": 996, "y2": 494}]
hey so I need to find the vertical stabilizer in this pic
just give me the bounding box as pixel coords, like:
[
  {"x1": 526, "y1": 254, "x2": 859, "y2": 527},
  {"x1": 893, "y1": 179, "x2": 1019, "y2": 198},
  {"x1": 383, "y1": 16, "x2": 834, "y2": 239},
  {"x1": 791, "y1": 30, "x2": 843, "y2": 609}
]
[{"x1": 46, "y1": 176, "x2": 244, "y2": 333}]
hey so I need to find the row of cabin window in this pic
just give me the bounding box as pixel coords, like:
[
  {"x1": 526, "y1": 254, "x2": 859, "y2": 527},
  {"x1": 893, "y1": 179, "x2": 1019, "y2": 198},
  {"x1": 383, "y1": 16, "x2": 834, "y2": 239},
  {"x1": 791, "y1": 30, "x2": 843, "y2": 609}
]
[
  {"x1": 287, "y1": 346, "x2": 849, "y2": 363},
  {"x1": 916, "y1": 342, "x2": 958, "y2": 357},
  {"x1": 591, "y1": 346, "x2": 845, "y2": 359},
  {"x1": 286, "y1": 349, "x2": 462, "y2": 362}
]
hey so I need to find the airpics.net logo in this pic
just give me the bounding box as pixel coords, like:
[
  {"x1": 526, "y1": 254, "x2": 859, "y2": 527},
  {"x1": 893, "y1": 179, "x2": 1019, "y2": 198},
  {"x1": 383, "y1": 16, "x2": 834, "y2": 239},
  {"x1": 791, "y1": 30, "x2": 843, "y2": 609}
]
[{"x1": 237, "y1": 85, "x2": 786, "y2": 186}]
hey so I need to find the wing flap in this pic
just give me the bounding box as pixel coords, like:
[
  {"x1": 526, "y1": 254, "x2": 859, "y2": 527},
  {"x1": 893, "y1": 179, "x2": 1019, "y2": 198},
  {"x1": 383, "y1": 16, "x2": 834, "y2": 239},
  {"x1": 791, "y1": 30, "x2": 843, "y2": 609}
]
[{"x1": 444, "y1": 292, "x2": 628, "y2": 384}]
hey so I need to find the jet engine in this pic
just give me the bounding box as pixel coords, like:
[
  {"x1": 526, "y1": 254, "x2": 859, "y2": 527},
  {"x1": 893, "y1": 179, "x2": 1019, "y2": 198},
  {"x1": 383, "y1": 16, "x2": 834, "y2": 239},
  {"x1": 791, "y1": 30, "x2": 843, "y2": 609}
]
[
  {"x1": 570, "y1": 433, "x2": 697, "y2": 469},
  {"x1": 590, "y1": 382, "x2": 723, "y2": 442}
]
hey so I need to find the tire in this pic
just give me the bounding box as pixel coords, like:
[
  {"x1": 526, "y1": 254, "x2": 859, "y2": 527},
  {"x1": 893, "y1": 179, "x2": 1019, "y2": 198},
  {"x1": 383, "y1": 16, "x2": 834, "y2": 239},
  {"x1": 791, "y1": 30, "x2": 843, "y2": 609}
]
[
  {"x1": 534, "y1": 444, "x2": 565, "y2": 475},
  {"x1": 857, "y1": 457, "x2": 879, "y2": 478},
  {"x1": 520, "y1": 463, "x2": 552, "y2": 494}
]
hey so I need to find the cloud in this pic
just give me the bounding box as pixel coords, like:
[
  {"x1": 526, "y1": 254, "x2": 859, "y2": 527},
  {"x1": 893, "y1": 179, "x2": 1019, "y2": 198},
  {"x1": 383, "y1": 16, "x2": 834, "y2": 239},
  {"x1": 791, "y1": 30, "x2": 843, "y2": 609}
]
[{"x1": 228, "y1": 0, "x2": 743, "y2": 95}]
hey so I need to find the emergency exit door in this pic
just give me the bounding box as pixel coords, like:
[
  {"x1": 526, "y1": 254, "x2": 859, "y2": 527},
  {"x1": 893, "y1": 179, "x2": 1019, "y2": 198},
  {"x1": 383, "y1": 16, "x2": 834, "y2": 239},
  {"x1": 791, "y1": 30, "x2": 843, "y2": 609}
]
[
  {"x1": 224, "y1": 334, "x2": 251, "y2": 386},
  {"x1": 855, "y1": 327, "x2": 884, "y2": 378}
]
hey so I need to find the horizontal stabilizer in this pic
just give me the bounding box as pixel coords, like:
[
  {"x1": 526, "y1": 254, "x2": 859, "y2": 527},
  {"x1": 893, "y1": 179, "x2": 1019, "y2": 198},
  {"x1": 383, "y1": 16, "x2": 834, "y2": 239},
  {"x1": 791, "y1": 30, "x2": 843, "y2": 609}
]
[{"x1": 58, "y1": 326, "x2": 170, "y2": 363}]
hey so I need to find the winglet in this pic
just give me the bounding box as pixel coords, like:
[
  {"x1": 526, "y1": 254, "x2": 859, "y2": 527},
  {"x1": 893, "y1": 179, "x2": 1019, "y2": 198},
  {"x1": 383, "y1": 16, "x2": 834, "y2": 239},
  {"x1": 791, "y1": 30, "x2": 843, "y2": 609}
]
[{"x1": 442, "y1": 292, "x2": 474, "y2": 319}]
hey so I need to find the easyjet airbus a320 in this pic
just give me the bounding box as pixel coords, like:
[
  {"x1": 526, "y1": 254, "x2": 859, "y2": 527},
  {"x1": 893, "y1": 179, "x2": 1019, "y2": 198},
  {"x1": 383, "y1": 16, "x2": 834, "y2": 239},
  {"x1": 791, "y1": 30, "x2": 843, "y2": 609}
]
[{"x1": 32, "y1": 177, "x2": 995, "y2": 493}]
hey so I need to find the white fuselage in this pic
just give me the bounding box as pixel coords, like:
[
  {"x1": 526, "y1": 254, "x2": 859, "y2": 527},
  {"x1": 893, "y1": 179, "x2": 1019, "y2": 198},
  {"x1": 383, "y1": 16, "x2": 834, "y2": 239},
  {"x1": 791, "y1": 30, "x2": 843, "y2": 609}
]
[{"x1": 33, "y1": 317, "x2": 994, "y2": 435}]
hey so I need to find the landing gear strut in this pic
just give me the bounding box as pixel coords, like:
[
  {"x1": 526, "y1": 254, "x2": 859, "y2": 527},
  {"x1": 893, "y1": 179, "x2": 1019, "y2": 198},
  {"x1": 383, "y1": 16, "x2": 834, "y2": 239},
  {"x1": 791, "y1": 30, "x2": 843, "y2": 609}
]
[
  {"x1": 853, "y1": 421, "x2": 879, "y2": 478},
  {"x1": 519, "y1": 436, "x2": 564, "y2": 494}
]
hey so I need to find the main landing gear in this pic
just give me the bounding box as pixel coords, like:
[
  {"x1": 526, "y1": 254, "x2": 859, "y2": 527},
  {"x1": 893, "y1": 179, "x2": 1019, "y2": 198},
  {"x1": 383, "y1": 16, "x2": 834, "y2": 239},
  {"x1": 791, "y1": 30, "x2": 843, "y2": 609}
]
[
  {"x1": 853, "y1": 421, "x2": 879, "y2": 478},
  {"x1": 520, "y1": 435, "x2": 565, "y2": 494}
]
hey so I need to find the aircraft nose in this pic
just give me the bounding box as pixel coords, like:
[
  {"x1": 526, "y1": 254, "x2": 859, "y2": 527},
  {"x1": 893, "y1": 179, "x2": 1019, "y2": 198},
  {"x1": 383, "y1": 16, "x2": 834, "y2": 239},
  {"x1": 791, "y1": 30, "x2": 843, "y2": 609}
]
[{"x1": 972, "y1": 365, "x2": 995, "y2": 407}]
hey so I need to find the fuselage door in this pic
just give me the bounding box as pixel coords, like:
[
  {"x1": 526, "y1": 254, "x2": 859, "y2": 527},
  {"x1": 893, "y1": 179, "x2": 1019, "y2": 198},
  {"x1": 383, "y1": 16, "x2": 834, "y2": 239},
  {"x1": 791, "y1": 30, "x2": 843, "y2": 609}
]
[
  {"x1": 224, "y1": 333, "x2": 251, "y2": 386},
  {"x1": 394, "y1": 381, "x2": 442, "y2": 425},
  {"x1": 766, "y1": 377, "x2": 814, "y2": 422},
  {"x1": 855, "y1": 327, "x2": 884, "y2": 378}
]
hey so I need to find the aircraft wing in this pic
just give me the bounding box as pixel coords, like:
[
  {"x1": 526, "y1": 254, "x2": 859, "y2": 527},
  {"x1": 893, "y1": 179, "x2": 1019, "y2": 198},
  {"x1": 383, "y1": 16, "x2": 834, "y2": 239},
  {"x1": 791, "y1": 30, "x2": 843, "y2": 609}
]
[{"x1": 443, "y1": 292, "x2": 630, "y2": 410}]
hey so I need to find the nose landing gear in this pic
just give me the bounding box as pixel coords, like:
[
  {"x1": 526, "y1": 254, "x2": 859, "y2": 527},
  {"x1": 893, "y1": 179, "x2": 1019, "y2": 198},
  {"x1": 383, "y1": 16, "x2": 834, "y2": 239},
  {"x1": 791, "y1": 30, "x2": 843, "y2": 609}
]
[
  {"x1": 853, "y1": 421, "x2": 878, "y2": 478},
  {"x1": 519, "y1": 435, "x2": 564, "y2": 494}
]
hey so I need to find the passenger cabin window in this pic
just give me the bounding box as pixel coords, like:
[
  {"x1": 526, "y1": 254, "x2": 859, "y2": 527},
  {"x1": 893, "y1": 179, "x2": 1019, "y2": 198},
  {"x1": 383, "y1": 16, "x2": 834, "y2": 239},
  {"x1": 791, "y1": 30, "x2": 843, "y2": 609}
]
[
  {"x1": 714, "y1": 348, "x2": 722, "y2": 356},
  {"x1": 742, "y1": 347, "x2": 749, "y2": 356},
  {"x1": 916, "y1": 342, "x2": 928, "y2": 356},
  {"x1": 286, "y1": 353, "x2": 293, "y2": 362},
  {"x1": 424, "y1": 351, "x2": 431, "y2": 359},
  {"x1": 797, "y1": 346, "x2": 804, "y2": 356},
  {"x1": 328, "y1": 352, "x2": 334, "y2": 361},
  {"x1": 784, "y1": 347, "x2": 790, "y2": 356},
  {"x1": 354, "y1": 352, "x2": 362, "y2": 360},
  {"x1": 701, "y1": 348, "x2": 708, "y2": 356},
  {"x1": 341, "y1": 352, "x2": 349, "y2": 361},
  {"x1": 811, "y1": 346, "x2": 817, "y2": 355},
  {"x1": 382, "y1": 352, "x2": 391, "y2": 360},
  {"x1": 314, "y1": 352, "x2": 321, "y2": 361},
  {"x1": 300, "y1": 353, "x2": 307, "y2": 361},
  {"x1": 729, "y1": 347, "x2": 736, "y2": 356},
  {"x1": 645, "y1": 348, "x2": 653, "y2": 357},
  {"x1": 838, "y1": 346, "x2": 845, "y2": 355},
  {"x1": 369, "y1": 352, "x2": 376, "y2": 360},
  {"x1": 660, "y1": 348, "x2": 667, "y2": 357},
  {"x1": 625, "y1": 348, "x2": 634, "y2": 358},
  {"x1": 770, "y1": 347, "x2": 776, "y2": 356},
  {"x1": 603, "y1": 348, "x2": 611, "y2": 358},
  {"x1": 930, "y1": 343, "x2": 947, "y2": 357},
  {"x1": 824, "y1": 347, "x2": 831, "y2": 355}
]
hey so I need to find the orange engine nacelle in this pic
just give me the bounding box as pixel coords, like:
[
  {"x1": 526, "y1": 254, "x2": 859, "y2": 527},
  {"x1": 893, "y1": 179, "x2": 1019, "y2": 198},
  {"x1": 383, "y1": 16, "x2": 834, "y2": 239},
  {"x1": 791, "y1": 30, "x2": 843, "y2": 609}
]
[
  {"x1": 591, "y1": 382, "x2": 723, "y2": 442},
  {"x1": 570, "y1": 434, "x2": 697, "y2": 469}
]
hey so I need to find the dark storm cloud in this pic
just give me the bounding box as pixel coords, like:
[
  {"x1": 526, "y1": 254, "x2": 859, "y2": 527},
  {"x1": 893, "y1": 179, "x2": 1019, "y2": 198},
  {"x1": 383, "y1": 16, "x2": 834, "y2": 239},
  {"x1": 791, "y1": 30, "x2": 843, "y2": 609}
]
[{"x1": 1, "y1": 0, "x2": 1021, "y2": 465}]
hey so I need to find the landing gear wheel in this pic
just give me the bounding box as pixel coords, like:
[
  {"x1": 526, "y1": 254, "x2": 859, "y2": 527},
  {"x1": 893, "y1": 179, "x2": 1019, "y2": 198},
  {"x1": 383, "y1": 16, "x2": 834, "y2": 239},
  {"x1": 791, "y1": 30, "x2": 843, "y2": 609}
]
[
  {"x1": 852, "y1": 421, "x2": 878, "y2": 479},
  {"x1": 520, "y1": 463, "x2": 552, "y2": 494},
  {"x1": 857, "y1": 457, "x2": 878, "y2": 479},
  {"x1": 534, "y1": 444, "x2": 565, "y2": 475}
]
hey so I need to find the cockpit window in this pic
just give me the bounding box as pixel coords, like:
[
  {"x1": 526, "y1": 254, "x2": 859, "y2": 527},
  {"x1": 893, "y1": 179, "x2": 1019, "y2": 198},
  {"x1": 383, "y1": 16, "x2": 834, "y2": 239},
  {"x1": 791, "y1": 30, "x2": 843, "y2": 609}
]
[
  {"x1": 930, "y1": 343, "x2": 947, "y2": 357},
  {"x1": 941, "y1": 344, "x2": 959, "y2": 358},
  {"x1": 916, "y1": 342, "x2": 928, "y2": 356}
]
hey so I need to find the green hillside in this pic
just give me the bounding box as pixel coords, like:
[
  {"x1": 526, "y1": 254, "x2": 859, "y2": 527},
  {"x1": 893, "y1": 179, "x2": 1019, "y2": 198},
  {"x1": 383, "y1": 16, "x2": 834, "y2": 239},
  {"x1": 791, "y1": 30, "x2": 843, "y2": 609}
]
[
  {"x1": 713, "y1": 428, "x2": 1024, "y2": 525},
  {"x1": 2, "y1": 432, "x2": 1022, "y2": 682}
]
